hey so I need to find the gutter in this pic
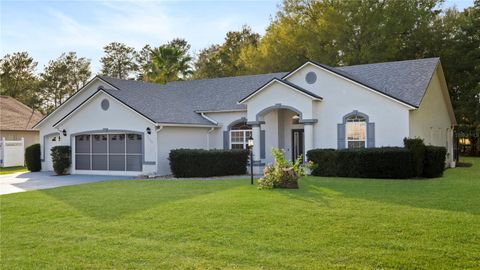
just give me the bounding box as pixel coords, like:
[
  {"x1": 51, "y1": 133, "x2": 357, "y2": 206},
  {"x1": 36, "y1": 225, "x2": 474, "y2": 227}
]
[{"x1": 199, "y1": 112, "x2": 219, "y2": 125}]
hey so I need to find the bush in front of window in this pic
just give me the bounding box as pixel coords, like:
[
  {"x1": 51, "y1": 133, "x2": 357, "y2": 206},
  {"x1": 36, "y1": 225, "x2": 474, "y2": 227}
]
[
  {"x1": 169, "y1": 149, "x2": 249, "y2": 178},
  {"x1": 25, "y1": 143, "x2": 41, "y2": 172},
  {"x1": 423, "y1": 146, "x2": 447, "y2": 178},
  {"x1": 308, "y1": 147, "x2": 415, "y2": 179},
  {"x1": 51, "y1": 146, "x2": 71, "y2": 175},
  {"x1": 403, "y1": 137, "x2": 426, "y2": 177}
]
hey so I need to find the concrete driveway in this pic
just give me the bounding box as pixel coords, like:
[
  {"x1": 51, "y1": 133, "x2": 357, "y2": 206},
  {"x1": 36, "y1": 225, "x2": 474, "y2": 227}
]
[{"x1": 0, "y1": 171, "x2": 133, "y2": 195}]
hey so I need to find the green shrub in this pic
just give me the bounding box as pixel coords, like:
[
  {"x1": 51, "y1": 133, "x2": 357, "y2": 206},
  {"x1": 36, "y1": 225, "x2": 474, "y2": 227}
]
[
  {"x1": 307, "y1": 149, "x2": 338, "y2": 176},
  {"x1": 404, "y1": 137, "x2": 426, "y2": 177},
  {"x1": 258, "y1": 148, "x2": 312, "y2": 189},
  {"x1": 169, "y1": 149, "x2": 249, "y2": 177},
  {"x1": 25, "y1": 143, "x2": 41, "y2": 172},
  {"x1": 51, "y1": 146, "x2": 71, "y2": 175},
  {"x1": 308, "y1": 147, "x2": 415, "y2": 179},
  {"x1": 423, "y1": 146, "x2": 447, "y2": 178}
]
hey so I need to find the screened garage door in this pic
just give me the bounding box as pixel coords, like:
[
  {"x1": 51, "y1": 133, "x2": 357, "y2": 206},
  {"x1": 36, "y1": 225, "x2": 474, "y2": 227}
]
[{"x1": 75, "y1": 133, "x2": 143, "y2": 172}]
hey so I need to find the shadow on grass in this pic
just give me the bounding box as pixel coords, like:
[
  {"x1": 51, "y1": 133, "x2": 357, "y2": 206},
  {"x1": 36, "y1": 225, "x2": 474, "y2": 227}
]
[
  {"x1": 283, "y1": 157, "x2": 480, "y2": 215},
  {"x1": 40, "y1": 179, "x2": 246, "y2": 221}
]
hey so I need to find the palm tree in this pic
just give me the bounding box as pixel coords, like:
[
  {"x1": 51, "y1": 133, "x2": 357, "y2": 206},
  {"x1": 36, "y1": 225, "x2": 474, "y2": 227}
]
[{"x1": 143, "y1": 44, "x2": 192, "y2": 84}]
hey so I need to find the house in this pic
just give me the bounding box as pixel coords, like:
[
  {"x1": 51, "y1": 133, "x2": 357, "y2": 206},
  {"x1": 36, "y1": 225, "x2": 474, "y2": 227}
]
[
  {"x1": 0, "y1": 95, "x2": 43, "y2": 148},
  {"x1": 33, "y1": 58, "x2": 456, "y2": 176}
]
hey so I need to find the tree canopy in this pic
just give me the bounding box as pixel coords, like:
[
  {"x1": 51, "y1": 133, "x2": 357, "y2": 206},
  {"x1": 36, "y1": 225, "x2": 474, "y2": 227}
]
[{"x1": 0, "y1": 0, "x2": 477, "y2": 139}]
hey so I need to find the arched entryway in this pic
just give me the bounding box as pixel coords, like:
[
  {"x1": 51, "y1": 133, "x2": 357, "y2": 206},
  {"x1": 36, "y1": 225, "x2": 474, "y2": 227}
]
[{"x1": 247, "y1": 104, "x2": 317, "y2": 164}]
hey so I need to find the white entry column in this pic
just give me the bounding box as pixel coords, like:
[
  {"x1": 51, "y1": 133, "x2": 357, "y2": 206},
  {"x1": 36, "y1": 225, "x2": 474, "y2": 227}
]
[
  {"x1": 252, "y1": 124, "x2": 261, "y2": 162},
  {"x1": 304, "y1": 123, "x2": 314, "y2": 160}
]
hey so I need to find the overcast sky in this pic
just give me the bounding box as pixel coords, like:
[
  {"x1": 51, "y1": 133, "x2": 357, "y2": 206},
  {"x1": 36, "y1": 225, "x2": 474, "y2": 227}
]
[{"x1": 0, "y1": 0, "x2": 474, "y2": 74}]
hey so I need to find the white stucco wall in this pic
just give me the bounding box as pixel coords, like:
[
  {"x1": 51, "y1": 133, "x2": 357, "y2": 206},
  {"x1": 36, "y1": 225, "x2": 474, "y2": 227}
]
[
  {"x1": 285, "y1": 64, "x2": 412, "y2": 149},
  {"x1": 409, "y1": 69, "x2": 455, "y2": 163},
  {"x1": 55, "y1": 91, "x2": 158, "y2": 175},
  {"x1": 156, "y1": 127, "x2": 211, "y2": 175}
]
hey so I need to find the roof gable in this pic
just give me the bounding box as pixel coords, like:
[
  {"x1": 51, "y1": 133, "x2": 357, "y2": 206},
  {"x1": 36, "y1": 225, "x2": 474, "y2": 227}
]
[
  {"x1": 238, "y1": 78, "x2": 322, "y2": 104},
  {"x1": 282, "y1": 58, "x2": 440, "y2": 108}
]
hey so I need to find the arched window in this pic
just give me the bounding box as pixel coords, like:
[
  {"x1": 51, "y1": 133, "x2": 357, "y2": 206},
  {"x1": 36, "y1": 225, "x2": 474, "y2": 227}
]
[
  {"x1": 230, "y1": 122, "x2": 252, "y2": 149},
  {"x1": 346, "y1": 115, "x2": 366, "y2": 149}
]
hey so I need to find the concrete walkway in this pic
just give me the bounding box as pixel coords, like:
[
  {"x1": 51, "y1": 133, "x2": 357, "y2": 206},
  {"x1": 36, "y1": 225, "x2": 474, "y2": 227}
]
[{"x1": 0, "y1": 171, "x2": 132, "y2": 195}]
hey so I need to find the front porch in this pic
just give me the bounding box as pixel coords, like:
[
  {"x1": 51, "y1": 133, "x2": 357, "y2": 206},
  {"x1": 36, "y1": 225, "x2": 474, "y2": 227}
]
[{"x1": 248, "y1": 105, "x2": 317, "y2": 166}]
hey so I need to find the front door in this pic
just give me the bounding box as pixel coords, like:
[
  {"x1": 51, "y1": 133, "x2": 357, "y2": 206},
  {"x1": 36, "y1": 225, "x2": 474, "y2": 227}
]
[{"x1": 292, "y1": 129, "x2": 304, "y2": 161}]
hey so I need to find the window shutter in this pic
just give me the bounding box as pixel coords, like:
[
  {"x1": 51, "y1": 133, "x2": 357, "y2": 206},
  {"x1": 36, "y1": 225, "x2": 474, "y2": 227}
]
[
  {"x1": 223, "y1": 131, "x2": 229, "y2": 149},
  {"x1": 337, "y1": 123, "x2": 346, "y2": 149},
  {"x1": 367, "y1": 122, "x2": 375, "y2": 148},
  {"x1": 260, "y1": 130, "x2": 266, "y2": 159}
]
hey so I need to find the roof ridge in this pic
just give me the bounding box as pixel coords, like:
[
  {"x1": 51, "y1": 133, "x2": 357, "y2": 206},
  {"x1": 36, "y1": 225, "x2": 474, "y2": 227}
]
[
  {"x1": 166, "y1": 71, "x2": 288, "y2": 84},
  {"x1": 336, "y1": 57, "x2": 440, "y2": 69},
  {"x1": 99, "y1": 72, "x2": 288, "y2": 88}
]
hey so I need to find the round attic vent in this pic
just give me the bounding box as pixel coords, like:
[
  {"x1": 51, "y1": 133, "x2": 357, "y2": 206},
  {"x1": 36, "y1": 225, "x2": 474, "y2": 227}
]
[
  {"x1": 101, "y1": 99, "x2": 110, "y2": 111},
  {"x1": 305, "y1": 71, "x2": 317, "y2": 84}
]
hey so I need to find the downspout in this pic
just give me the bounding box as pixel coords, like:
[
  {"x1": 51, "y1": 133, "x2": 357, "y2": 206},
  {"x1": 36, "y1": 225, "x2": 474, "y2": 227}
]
[
  {"x1": 207, "y1": 127, "x2": 215, "y2": 149},
  {"x1": 200, "y1": 112, "x2": 218, "y2": 125},
  {"x1": 155, "y1": 125, "x2": 163, "y2": 175}
]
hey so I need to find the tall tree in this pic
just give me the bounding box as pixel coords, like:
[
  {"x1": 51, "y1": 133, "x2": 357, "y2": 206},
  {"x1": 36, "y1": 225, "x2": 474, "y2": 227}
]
[
  {"x1": 100, "y1": 42, "x2": 138, "y2": 79},
  {"x1": 0, "y1": 52, "x2": 40, "y2": 109},
  {"x1": 40, "y1": 52, "x2": 91, "y2": 113},
  {"x1": 239, "y1": 0, "x2": 444, "y2": 72},
  {"x1": 141, "y1": 39, "x2": 193, "y2": 84},
  {"x1": 194, "y1": 25, "x2": 260, "y2": 79},
  {"x1": 436, "y1": 2, "x2": 480, "y2": 153}
]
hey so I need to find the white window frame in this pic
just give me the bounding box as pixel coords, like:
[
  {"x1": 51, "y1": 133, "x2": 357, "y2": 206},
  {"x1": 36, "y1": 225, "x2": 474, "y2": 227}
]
[
  {"x1": 346, "y1": 116, "x2": 367, "y2": 149},
  {"x1": 229, "y1": 130, "x2": 252, "y2": 150}
]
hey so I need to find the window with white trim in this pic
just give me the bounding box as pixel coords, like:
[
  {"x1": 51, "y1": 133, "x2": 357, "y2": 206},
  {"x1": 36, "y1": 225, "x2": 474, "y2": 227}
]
[
  {"x1": 229, "y1": 122, "x2": 252, "y2": 150},
  {"x1": 346, "y1": 115, "x2": 366, "y2": 149}
]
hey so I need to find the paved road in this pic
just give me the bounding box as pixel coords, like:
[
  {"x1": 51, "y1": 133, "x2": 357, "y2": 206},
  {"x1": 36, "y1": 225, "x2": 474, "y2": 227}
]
[{"x1": 0, "y1": 171, "x2": 132, "y2": 195}]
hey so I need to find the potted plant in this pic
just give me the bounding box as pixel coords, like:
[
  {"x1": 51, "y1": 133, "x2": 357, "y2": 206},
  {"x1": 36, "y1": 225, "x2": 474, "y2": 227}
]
[{"x1": 258, "y1": 148, "x2": 313, "y2": 189}]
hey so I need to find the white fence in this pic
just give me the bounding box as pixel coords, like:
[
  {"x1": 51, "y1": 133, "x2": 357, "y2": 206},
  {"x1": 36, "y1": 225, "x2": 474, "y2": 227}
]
[{"x1": 0, "y1": 137, "x2": 25, "y2": 167}]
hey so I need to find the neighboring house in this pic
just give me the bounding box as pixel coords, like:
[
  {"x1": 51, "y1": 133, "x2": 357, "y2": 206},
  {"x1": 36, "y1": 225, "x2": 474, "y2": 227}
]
[
  {"x1": 34, "y1": 58, "x2": 456, "y2": 176},
  {"x1": 0, "y1": 95, "x2": 43, "y2": 148}
]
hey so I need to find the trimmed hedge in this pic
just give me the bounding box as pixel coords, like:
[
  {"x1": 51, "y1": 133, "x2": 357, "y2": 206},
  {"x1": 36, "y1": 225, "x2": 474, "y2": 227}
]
[
  {"x1": 307, "y1": 147, "x2": 415, "y2": 179},
  {"x1": 51, "y1": 146, "x2": 71, "y2": 175},
  {"x1": 169, "y1": 149, "x2": 249, "y2": 178},
  {"x1": 307, "y1": 149, "x2": 338, "y2": 176},
  {"x1": 423, "y1": 146, "x2": 447, "y2": 178},
  {"x1": 404, "y1": 138, "x2": 426, "y2": 177},
  {"x1": 25, "y1": 143, "x2": 41, "y2": 172}
]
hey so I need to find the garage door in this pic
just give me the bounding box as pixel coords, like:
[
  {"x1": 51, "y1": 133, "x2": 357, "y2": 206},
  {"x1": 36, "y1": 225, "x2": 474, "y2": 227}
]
[{"x1": 75, "y1": 133, "x2": 142, "y2": 172}]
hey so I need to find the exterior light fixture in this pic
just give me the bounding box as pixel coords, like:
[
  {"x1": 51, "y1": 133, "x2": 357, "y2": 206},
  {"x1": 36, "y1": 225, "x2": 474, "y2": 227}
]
[
  {"x1": 146, "y1": 127, "x2": 151, "y2": 135},
  {"x1": 247, "y1": 136, "x2": 254, "y2": 185},
  {"x1": 62, "y1": 129, "x2": 67, "y2": 136},
  {"x1": 248, "y1": 136, "x2": 254, "y2": 149}
]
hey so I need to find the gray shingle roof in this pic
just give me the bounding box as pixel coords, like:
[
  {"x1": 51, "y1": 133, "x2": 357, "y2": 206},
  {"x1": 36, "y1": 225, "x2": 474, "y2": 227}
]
[
  {"x1": 99, "y1": 72, "x2": 286, "y2": 125},
  {"x1": 335, "y1": 57, "x2": 439, "y2": 107},
  {"x1": 98, "y1": 58, "x2": 439, "y2": 125}
]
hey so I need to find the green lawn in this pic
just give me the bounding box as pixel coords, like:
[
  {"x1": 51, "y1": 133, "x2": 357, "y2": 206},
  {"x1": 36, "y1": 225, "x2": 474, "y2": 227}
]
[
  {"x1": 1, "y1": 158, "x2": 479, "y2": 269},
  {"x1": 0, "y1": 166, "x2": 27, "y2": 175}
]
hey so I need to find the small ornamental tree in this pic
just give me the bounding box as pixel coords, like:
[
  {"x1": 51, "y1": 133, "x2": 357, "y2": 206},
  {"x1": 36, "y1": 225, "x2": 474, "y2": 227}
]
[{"x1": 51, "y1": 146, "x2": 71, "y2": 175}]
